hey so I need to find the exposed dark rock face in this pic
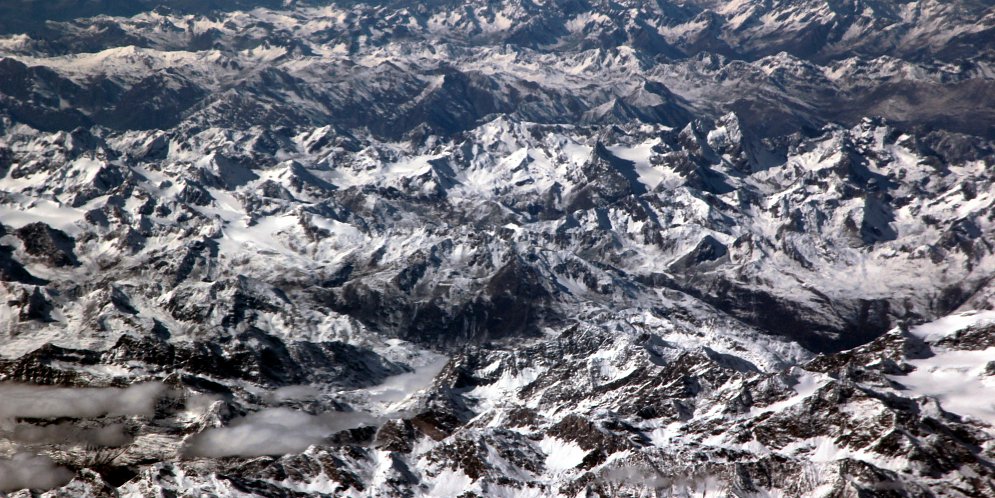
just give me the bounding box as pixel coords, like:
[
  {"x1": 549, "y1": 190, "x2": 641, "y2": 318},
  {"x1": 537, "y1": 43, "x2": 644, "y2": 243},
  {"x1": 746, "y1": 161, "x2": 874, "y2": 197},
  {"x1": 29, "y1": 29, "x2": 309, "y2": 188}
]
[
  {"x1": 0, "y1": 245, "x2": 47, "y2": 284},
  {"x1": 14, "y1": 287, "x2": 54, "y2": 322},
  {"x1": 14, "y1": 222, "x2": 78, "y2": 267}
]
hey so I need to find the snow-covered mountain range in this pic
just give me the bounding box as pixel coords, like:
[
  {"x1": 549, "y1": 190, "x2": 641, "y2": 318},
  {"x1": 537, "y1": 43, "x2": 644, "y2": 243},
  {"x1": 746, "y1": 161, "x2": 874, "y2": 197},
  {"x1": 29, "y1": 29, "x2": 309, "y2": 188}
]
[{"x1": 0, "y1": 0, "x2": 993, "y2": 496}]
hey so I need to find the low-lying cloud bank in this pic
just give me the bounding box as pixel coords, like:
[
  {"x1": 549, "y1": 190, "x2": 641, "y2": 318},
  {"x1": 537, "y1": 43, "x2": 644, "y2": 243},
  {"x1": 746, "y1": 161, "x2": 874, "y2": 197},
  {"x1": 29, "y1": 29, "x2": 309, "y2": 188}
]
[
  {"x1": 12, "y1": 422, "x2": 132, "y2": 447},
  {"x1": 0, "y1": 453, "x2": 73, "y2": 492},
  {"x1": 366, "y1": 354, "x2": 449, "y2": 404},
  {"x1": 0, "y1": 382, "x2": 169, "y2": 492},
  {"x1": 0, "y1": 382, "x2": 167, "y2": 419},
  {"x1": 183, "y1": 407, "x2": 379, "y2": 458},
  {"x1": 185, "y1": 356, "x2": 450, "y2": 458}
]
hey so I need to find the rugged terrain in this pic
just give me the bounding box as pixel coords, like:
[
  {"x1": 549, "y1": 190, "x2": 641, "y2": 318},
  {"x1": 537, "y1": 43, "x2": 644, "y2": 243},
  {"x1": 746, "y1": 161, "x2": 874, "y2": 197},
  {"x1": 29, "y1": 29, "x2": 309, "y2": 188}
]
[{"x1": 0, "y1": 0, "x2": 993, "y2": 496}]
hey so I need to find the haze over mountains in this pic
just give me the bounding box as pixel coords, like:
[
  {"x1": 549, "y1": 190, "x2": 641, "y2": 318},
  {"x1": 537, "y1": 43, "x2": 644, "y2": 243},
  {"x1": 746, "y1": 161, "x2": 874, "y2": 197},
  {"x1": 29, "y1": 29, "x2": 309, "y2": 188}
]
[{"x1": 0, "y1": 0, "x2": 993, "y2": 496}]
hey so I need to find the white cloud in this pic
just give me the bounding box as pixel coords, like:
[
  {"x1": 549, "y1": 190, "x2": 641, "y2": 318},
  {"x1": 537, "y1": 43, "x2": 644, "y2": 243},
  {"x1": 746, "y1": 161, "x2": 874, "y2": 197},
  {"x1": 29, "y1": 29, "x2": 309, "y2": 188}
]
[
  {"x1": 0, "y1": 453, "x2": 74, "y2": 492},
  {"x1": 11, "y1": 422, "x2": 131, "y2": 447},
  {"x1": 366, "y1": 354, "x2": 449, "y2": 404},
  {"x1": 182, "y1": 407, "x2": 379, "y2": 458},
  {"x1": 184, "y1": 355, "x2": 451, "y2": 458},
  {"x1": 0, "y1": 382, "x2": 167, "y2": 420},
  {"x1": 267, "y1": 385, "x2": 320, "y2": 403}
]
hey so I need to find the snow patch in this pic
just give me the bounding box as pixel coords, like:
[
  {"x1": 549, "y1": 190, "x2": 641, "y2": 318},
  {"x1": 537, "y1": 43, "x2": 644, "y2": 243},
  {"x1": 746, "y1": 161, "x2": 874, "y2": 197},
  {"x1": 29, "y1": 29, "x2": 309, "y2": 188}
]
[
  {"x1": 893, "y1": 348, "x2": 995, "y2": 425},
  {"x1": 910, "y1": 310, "x2": 995, "y2": 342},
  {"x1": 538, "y1": 437, "x2": 587, "y2": 471}
]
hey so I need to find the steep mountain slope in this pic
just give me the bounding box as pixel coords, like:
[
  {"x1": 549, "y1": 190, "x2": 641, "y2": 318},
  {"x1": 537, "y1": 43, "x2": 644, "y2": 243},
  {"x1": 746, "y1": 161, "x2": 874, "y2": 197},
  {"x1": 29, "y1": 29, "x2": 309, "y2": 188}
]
[{"x1": 0, "y1": 0, "x2": 993, "y2": 496}]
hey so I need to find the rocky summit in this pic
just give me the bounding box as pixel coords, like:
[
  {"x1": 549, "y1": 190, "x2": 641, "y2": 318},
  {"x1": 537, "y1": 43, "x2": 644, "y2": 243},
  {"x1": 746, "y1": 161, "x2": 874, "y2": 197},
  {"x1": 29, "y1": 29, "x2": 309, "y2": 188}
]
[{"x1": 0, "y1": 0, "x2": 993, "y2": 496}]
